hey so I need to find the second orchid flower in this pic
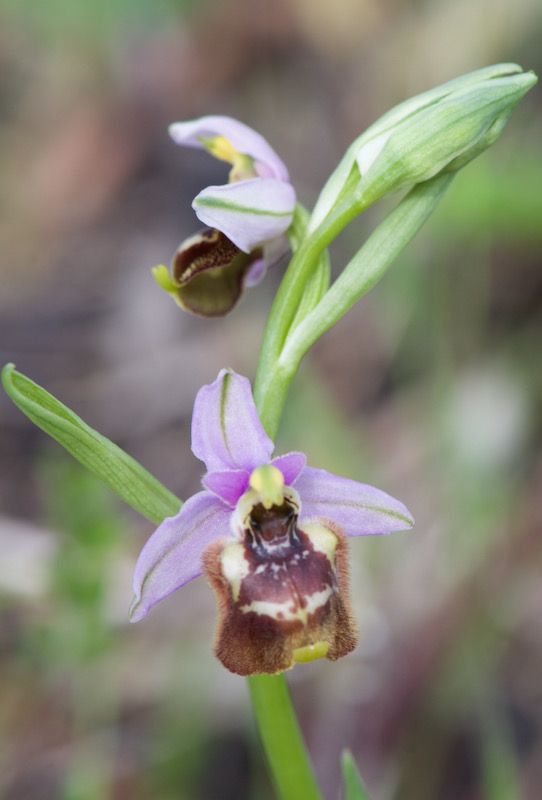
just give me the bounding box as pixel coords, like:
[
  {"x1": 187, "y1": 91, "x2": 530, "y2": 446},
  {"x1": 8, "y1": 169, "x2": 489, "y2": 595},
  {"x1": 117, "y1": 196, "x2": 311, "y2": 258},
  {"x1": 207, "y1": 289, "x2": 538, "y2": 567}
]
[{"x1": 153, "y1": 116, "x2": 296, "y2": 316}]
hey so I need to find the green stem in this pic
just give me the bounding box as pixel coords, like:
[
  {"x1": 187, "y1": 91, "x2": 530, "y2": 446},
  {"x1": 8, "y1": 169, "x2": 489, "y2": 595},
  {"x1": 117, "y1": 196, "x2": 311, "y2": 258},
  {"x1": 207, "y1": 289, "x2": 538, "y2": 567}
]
[
  {"x1": 247, "y1": 350, "x2": 323, "y2": 800},
  {"x1": 248, "y1": 174, "x2": 453, "y2": 800},
  {"x1": 254, "y1": 190, "x2": 369, "y2": 412},
  {"x1": 248, "y1": 675, "x2": 322, "y2": 800}
]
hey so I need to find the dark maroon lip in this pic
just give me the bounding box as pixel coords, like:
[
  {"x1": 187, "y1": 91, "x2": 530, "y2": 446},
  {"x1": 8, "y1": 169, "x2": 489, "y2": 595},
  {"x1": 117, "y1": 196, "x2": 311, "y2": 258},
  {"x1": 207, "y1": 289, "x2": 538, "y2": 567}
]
[
  {"x1": 246, "y1": 498, "x2": 298, "y2": 549},
  {"x1": 173, "y1": 228, "x2": 242, "y2": 284},
  {"x1": 203, "y1": 522, "x2": 358, "y2": 676}
]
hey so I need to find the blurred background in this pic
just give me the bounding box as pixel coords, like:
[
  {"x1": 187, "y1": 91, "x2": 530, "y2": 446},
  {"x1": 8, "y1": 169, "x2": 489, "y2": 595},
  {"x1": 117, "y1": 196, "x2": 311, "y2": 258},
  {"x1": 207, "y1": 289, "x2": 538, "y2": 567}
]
[{"x1": 1, "y1": 1, "x2": 541, "y2": 798}]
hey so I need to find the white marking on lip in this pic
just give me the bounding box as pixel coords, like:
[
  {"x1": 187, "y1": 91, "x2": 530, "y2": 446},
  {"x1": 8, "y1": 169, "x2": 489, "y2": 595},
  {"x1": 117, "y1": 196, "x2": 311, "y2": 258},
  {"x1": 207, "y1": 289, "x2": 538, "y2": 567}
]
[
  {"x1": 240, "y1": 585, "x2": 334, "y2": 623},
  {"x1": 220, "y1": 542, "x2": 249, "y2": 601}
]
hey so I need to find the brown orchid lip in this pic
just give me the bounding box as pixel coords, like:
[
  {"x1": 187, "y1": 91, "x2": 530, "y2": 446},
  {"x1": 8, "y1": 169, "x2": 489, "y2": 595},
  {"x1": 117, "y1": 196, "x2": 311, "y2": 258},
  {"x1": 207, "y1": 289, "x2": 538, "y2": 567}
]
[
  {"x1": 173, "y1": 228, "x2": 241, "y2": 284},
  {"x1": 170, "y1": 228, "x2": 261, "y2": 317},
  {"x1": 203, "y1": 498, "x2": 358, "y2": 676}
]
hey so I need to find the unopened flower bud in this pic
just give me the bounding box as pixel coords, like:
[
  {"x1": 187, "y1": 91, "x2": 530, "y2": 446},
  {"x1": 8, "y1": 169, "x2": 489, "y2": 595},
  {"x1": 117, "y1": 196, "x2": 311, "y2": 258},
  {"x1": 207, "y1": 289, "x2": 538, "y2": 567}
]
[{"x1": 310, "y1": 64, "x2": 537, "y2": 231}]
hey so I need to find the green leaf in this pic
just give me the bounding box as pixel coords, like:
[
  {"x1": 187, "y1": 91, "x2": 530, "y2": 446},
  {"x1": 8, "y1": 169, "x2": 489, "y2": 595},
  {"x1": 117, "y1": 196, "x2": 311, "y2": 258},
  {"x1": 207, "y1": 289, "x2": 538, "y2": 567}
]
[
  {"x1": 341, "y1": 751, "x2": 371, "y2": 800},
  {"x1": 2, "y1": 364, "x2": 181, "y2": 525}
]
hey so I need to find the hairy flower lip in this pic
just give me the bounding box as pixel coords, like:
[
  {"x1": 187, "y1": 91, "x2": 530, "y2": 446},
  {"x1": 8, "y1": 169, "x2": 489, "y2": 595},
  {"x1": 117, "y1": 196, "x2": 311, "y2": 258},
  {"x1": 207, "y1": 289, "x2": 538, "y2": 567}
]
[
  {"x1": 152, "y1": 228, "x2": 263, "y2": 318},
  {"x1": 204, "y1": 519, "x2": 358, "y2": 675},
  {"x1": 153, "y1": 228, "x2": 290, "y2": 317},
  {"x1": 172, "y1": 228, "x2": 242, "y2": 284},
  {"x1": 130, "y1": 369, "x2": 414, "y2": 625}
]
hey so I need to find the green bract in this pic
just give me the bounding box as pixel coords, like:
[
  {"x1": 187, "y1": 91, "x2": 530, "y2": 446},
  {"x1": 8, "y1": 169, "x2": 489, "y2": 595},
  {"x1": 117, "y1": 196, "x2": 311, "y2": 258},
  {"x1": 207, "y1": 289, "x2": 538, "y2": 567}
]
[{"x1": 310, "y1": 64, "x2": 537, "y2": 231}]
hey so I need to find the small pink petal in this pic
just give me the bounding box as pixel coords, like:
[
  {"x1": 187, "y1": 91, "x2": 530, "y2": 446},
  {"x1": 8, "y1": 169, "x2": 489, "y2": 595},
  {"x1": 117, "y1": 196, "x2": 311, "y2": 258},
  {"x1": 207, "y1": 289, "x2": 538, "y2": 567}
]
[
  {"x1": 244, "y1": 257, "x2": 267, "y2": 288},
  {"x1": 202, "y1": 469, "x2": 250, "y2": 507},
  {"x1": 244, "y1": 237, "x2": 290, "y2": 288},
  {"x1": 271, "y1": 452, "x2": 307, "y2": 486}
]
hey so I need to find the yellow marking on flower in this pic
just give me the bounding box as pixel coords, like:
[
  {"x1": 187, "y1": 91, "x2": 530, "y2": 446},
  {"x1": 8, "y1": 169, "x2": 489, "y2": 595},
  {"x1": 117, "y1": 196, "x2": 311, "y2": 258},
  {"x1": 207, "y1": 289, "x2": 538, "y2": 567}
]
[
  {"x1": 303, "y1": 523, "x2": 338, "y2": 561},
  {"x1": 292, "y1": 641, "x2": 330, "y2": 664},
  {"x1": 200, "y1": 135, "x2": 240, "y2": 165},
  {"x1": 198, "y1": 136, "x2": 256, "y2": 181},
  {"x1": 249, "y1": 465, "x2": 284, "y2": 510},
  {"x1": 231, "y1": 484, "x2": 300, "y2": 537}
]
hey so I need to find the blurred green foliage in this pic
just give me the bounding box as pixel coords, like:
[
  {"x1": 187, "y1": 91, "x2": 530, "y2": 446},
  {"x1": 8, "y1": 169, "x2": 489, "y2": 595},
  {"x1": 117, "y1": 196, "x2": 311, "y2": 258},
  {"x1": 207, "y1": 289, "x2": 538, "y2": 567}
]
[
  {"x1": 1, "y1": 0, "x2": 201, "y2": 41},
  {"x1": 30, "y1": 460, "x2": 120, "y2": 665}
]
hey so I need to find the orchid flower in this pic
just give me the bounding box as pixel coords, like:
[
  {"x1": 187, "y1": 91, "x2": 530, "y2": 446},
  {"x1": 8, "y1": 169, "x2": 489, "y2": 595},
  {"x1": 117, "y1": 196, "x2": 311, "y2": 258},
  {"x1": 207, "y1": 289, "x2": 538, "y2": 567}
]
[
  {"x1": 153, "y1": 116, "x2": 296, "y2": 316},
  {"x1": 131, "y1": 369, "x2": 413, "y2": 676}
]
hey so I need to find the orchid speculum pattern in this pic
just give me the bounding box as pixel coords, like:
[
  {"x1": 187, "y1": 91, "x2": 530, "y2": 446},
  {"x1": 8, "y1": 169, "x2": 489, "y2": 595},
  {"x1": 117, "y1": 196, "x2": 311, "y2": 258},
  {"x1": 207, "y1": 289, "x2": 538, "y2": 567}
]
[
  {"x1": 130, "y1": 369, "x2": 413, "y2": 675},
  {"x1": 2, "y1": 64, "x2": 536, "y2": 800}
]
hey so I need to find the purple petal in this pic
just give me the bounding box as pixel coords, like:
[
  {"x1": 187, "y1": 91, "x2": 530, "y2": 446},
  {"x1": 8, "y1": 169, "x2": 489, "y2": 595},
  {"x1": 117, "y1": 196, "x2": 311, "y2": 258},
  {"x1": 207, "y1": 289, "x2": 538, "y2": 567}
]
[
  {"x1": 168, "y1": 115, "x2": 290, "y2": 181},
  {"x1": 202, "y1": 469, "x2": 250, "y2": 507},
  {"x1": 243, "y1": 236, "x2": 290, "y2": 288},
  {"x1": 192, "y1": 179, "x2": 296, "y2": 253},
  {"x1": 296, "y1": 467, "x2": 414, "y2": 535},
  {"x1": 244, "y1": 256, "x2": 267, "y2": 288},
  {"x1": 272, "y1": 452, "x2": 307, "y2": 485},
  {"x1": 130, "y1": 491, "x2": 230, "y2": 622},
  {"x1": 191, "y1": 369, "x2": 274, "y2": 472}
]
